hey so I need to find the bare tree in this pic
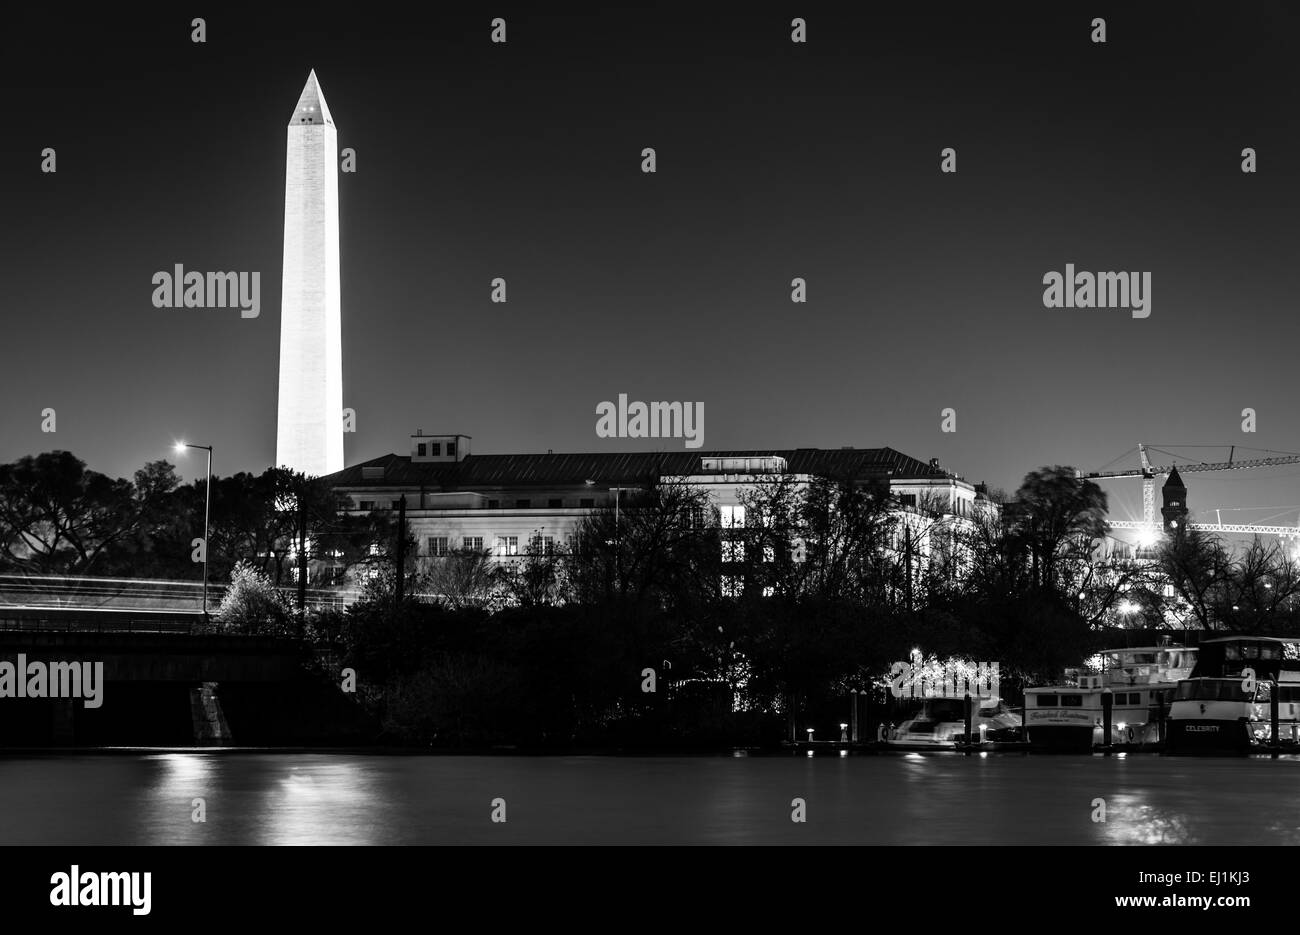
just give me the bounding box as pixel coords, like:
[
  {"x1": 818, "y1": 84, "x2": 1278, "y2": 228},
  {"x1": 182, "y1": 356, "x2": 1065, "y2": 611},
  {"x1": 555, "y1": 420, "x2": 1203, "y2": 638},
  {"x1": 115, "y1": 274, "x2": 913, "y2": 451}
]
[
  {"x1": 423, "y1": 548, "x2": 505, "y2": 611},
  {"x1": 1155, "y1": 528, "x2": 1234, "y2": 629},
  {"x1": 1223, "y1": 539, "x2": 1300, "y2": 632},
  {"x1": 739, "y1": 472, "x2": 897, "y2": 605},
  {"x1": 567, "y1": 480, "x2": 718, "y2": 609},
  {"x1": 503, "y1": 533, "x2": 565, "y2": 608}
]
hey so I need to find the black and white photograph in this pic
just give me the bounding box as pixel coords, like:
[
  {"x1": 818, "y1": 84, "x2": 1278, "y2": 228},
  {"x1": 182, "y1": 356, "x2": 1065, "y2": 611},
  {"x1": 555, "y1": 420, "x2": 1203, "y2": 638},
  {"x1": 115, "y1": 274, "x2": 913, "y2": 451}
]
[{"x1": 0, "y1": 1, "x2": 1294, "y2": 910}]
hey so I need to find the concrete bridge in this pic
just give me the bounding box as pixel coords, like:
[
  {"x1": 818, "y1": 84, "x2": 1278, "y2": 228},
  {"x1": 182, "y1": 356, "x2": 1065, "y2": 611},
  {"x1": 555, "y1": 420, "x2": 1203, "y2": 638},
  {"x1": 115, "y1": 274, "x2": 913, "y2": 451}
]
[{"x1": 0, "y1": 615, "x2": 375, "y2": 747}]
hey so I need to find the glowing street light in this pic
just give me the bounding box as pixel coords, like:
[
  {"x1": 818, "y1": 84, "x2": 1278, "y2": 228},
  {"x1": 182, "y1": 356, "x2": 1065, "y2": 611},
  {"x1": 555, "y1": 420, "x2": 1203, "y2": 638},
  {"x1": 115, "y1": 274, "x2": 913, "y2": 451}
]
[{"x1": 174, "y1": 441, "x2": 213, "y2": 619}]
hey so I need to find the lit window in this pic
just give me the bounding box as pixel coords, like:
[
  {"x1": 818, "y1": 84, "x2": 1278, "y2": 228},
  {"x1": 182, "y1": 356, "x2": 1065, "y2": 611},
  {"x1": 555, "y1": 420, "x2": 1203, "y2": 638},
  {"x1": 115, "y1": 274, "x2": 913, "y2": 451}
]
[
  {"x1": 499, "y1": 536, "x2": 518, "y2": 556},
  {"x1": 720, "y1": 505, "x2": 746, "y2": 529},
  {"x1": 531, "y1": 535, "x2": 555, "y2": 555},
  {"x1": 722, "y1": 541, "x2": 745, "y2": 563},
  {"x1": 763, "y1": 544, "x2": 775, "y2": 563},
  {"x1": 721, "y1": 576, "x2": 742, "y2": 597}
]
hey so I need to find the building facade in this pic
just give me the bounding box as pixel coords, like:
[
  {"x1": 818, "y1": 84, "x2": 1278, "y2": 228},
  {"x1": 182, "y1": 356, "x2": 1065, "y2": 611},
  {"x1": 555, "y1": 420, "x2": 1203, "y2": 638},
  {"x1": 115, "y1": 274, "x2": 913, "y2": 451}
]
[{"x1": 324, "y1": 432, "x2": 995, "y2": 586}]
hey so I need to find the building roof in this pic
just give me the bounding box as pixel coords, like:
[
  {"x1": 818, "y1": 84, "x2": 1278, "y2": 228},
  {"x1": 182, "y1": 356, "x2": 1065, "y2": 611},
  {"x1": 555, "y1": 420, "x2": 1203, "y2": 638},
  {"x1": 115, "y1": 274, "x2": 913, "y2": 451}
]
[
  {"x1": 1164, "y1": 466, "x2": 1185, "y2": 488},
  {"x1": 323, "y1": 448, "x2": 952, "y2": 491}
]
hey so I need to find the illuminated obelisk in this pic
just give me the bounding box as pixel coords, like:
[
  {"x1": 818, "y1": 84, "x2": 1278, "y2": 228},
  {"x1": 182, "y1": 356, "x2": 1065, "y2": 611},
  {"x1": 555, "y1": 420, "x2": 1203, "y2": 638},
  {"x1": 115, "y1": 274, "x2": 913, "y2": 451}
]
[{"x1": 275, "y1": 69, "x2": 343, "y2": 476}]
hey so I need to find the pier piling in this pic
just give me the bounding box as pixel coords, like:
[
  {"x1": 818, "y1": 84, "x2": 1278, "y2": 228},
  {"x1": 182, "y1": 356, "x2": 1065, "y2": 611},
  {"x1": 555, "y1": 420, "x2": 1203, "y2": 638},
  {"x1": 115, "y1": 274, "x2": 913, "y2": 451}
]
[
  {"x1": 1271, "y1": 678, "x2": 1280, "y2": 759},
  {"x1": 964, "y1": 692, "x2": 973, "y2": 756},
  {"x1": 1101, "y1": 689, "x2": 1113, "y2": 757}
]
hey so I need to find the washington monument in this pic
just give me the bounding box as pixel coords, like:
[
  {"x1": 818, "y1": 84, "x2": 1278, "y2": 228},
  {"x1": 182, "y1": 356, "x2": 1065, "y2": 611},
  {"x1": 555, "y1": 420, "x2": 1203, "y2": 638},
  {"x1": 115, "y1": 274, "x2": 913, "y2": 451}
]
[{"x1": 275, "y1": 69, "x2": 343, "y2": 476}]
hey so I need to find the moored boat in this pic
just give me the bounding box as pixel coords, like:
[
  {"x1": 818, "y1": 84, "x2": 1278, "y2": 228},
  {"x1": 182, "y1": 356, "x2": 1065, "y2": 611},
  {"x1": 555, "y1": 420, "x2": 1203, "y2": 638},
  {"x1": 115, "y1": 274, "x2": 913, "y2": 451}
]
[
  {"x1": 886, "y1": 695, "x2": 1022, "y2": 750},
  {"x1": 1024, "y1": 644, "x2": 1198, "y2": 753},
  {"x1": 1166, "y1": 636, "x2": 1300, "y2": 754}
]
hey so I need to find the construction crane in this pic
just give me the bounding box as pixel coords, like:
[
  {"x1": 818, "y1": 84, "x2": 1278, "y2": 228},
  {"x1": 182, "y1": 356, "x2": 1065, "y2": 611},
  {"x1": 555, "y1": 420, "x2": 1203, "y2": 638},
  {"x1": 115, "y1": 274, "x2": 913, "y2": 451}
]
[{"x1": 1082, "y1": 444, "x2": 1300, "y2": 542}]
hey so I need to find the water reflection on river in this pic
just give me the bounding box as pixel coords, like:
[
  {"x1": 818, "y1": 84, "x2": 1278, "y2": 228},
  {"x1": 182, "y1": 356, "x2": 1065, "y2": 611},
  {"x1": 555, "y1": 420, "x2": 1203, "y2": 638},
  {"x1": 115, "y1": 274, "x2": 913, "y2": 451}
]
[{"x1": 1, "y1": 752, "x2": 1297, "y2": 845}]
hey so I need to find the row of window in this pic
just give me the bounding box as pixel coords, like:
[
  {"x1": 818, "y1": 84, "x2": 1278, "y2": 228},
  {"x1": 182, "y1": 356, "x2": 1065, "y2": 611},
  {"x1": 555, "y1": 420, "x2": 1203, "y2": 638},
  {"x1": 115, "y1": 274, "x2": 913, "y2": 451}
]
[
  {"x1": 425, "y1": 535, "x2": 557, "y2": 557},
  {"x1": 426, "y1": 536, "x2": 483, "y2": 556},
  {"x1": 720, "y1": 576, "x2": 774, "y2": 598},
  {"x1": 359, "y1": 498, "x2": 597, "y2": 511},
  {"x1": 1224, "y1": 643, "x2": 1282, "y2": 661},
  {"x1": 362, "y1": 497, "x2": 969, "y2": 524},
  {"x1": 416, "y1": 441, "x2": 458, "y2": 458},
  {"x1": 721, "y1": 542, "x2": 777, "y2": 563},
  {"x1": 1035, "y1": 692, "x2": 1151, "y2": 706},
  {"x1": 1110, "y1": 692, "x2": 1146, "y2": 706}
]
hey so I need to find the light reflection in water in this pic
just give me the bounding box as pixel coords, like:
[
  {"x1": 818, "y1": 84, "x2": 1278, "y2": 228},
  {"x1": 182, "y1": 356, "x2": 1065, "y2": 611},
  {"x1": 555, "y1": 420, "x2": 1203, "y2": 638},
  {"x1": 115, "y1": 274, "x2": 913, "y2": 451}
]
[
  {"x1": 256, "y1": 760, "x2": 381, "y2": 845},
  {"x1": 137, "y1": 753, "x2": 216, "y2": 846},
  {"x1": 0, "y1": 753, "x2": 1296, "y2": 845},
  {"x1": 1102, "y1": 794, "x2": 1194, "y2": 845}
]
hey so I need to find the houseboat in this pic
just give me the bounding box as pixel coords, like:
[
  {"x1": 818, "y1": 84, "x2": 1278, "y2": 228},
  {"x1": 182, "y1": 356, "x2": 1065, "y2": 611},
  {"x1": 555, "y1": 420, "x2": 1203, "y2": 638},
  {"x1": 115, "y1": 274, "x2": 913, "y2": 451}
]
[
  {"x1": 1166, "y1": 636, "x2": 1300, "y2": 754},
  {"x1": 1024, "y1": 644, "x2": 1198, "y2": 753}
]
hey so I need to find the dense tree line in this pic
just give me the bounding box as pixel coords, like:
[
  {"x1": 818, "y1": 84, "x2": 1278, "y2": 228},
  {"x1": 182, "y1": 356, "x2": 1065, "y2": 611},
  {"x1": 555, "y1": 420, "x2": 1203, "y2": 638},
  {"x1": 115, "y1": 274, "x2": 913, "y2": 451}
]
[
  {"x1": 11, "y1": 449, "x2": 1300, "y2": 747},
  {"x1": 309, "y1": 466, "x2": 1149, "y2": 747},
  {"x1": 0, "y1": 450, "x2": 388, "y2": 586}
]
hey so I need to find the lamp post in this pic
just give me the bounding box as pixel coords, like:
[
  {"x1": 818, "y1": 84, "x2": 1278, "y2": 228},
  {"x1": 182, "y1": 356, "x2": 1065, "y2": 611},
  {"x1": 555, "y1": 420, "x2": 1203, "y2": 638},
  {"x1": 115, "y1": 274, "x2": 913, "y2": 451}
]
[
  {"x1": 850, "y1": 688, "x2": 859, "y2": 742},
  {"x1": 174, "y1": 442, "x2": 213, "y2": 619}
]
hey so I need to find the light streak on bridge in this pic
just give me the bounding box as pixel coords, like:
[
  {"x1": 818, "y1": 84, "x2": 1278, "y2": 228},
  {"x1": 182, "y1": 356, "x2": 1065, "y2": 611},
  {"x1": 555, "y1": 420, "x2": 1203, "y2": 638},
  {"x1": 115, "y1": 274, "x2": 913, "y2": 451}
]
[{"x1": 0, "y1": 574, "x2": 359, "y2": 615}]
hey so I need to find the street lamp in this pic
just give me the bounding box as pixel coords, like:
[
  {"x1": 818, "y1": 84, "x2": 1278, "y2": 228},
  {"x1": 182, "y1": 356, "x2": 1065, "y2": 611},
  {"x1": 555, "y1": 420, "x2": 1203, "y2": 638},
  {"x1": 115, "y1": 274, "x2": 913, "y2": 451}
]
[{"x1": 174, "y1": 441, "x2": 213, "y2": 619}]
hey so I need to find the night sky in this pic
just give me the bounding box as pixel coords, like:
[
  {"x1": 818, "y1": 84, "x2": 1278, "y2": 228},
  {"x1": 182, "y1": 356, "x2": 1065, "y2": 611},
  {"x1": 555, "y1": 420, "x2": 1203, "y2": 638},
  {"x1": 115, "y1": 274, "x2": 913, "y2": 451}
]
[{"x1": 5, "y1": 4, "x2": 1300, "y2": 531}]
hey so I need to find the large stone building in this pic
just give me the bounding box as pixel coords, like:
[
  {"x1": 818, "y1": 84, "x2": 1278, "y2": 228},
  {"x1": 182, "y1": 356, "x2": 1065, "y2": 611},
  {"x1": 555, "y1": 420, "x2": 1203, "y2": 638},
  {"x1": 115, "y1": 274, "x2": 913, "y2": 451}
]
[{"x1": 324, "y1": 431, "x2": 994, "y2": 582}]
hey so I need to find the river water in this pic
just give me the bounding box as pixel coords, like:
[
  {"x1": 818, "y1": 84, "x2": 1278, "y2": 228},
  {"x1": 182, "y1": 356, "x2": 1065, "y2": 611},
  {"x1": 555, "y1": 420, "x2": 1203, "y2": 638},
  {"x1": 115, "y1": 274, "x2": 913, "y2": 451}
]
[{"x1": 2, "y1": 751, "x2": 1296, "y2": 845}]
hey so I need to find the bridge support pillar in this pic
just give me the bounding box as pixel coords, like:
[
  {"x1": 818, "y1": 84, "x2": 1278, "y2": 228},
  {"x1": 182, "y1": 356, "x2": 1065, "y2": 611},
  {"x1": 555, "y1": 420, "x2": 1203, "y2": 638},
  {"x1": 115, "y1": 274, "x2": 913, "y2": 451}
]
[
  {"x1": 190, "y1": 682, "x2": 233, "y2": 745},
  {"x1": 51, "y1": 699, "x2": 76, "y2": 745}
]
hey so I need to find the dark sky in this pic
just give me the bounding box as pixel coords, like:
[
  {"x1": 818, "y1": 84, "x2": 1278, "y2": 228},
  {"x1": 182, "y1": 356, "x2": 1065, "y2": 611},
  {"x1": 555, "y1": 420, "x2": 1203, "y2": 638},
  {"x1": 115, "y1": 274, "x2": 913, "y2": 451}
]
[{"x1": 5, "y1": 4, "x2": 1300, "y2": 530}]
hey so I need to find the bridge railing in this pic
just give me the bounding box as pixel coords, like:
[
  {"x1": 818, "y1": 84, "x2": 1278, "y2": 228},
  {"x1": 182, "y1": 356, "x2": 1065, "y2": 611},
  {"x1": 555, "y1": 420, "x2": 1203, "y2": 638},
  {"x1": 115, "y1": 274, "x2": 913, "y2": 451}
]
[{"x1": 0, "y1": 615, "x2": 200, "y2": 635}]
